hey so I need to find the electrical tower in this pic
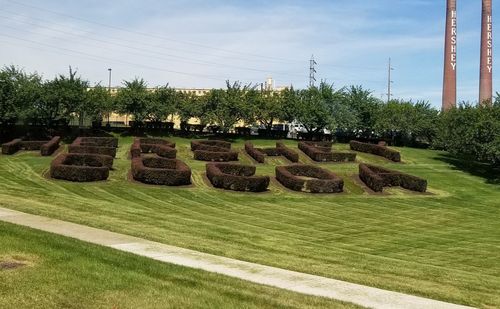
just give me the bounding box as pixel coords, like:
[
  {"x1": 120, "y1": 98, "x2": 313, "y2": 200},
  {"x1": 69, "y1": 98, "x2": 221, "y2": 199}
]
[
  {"x1": 309, "y1": 55, "x2": 317, "y2": 87},
  {"x1": 387, "y1": 58, "x2": 394, "y2": 102}
]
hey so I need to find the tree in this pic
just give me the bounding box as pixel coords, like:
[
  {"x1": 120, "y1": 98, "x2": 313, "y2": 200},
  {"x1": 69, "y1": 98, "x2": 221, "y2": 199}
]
[
  {"x1": 31, "y1": 67, "x2": 88, "y2": 127},
  {"x1": 116, "y1": 78, "x2": 149, "y2": 125},
  {"x1": 177, "y1": 92, "x2": 209, "y2": 129},
  {"x1": 251, "y1": 89, "x2": 287, "y2": 131},
  {"x1": 435, "y1": 103, "x2": 500, "y2": 165},
  {"x1": 342, "y1": 85, "x2": 382, "y2": 131},
  {"x1": 85, "y1": 85, "x2": 114, "y2": 125},
  {"x1": 147, "y1": 85, "x2": 177, "y2": 123},
  {"x1": 205, "y1": 81, "x2": 254, "y2": 133}
]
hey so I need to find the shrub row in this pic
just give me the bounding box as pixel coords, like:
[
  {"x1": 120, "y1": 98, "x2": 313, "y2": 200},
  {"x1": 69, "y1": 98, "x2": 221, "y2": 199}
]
[
  {"x1": 132, "y1": 156, "x2": 191, "y2": 186},
  {"x1": 192, "y1": 140, "x2": 238, "y2": 162},
  {"x1": 245, "y1": 141, "x2": 299, "y2": 163},
  {"x1": 1, "y1": 139, "x2": 22, "y2": 154},
  {"x1": 358, "y1": 163, "x2": 427, "y2": 192},
  {"x1": 1, "y1": 137, "x2": 61, "y2": 155},
  {"x1": 40, "y1": 136, "x2": 61, "y2": 156},
  {"x1": 191, "y1": 140, "x2": 231, "y2": 151},
  {"x1": 69, "y1": 137, "x2": 118, "y2": 158},
  {"x1": 350, "y1": 140, "x2": 401, "y2": 162},
  {"x1": 50, "y1": 153, "x2": 113, "y2": 182},
  {"x1": 276, "y1": 164, "x2": 344, "y2": 193},
  {"x1": 298, "y1": 141, "x2": 356, "y2": 162},
  {"x1": 206, "y1": 163, "x2": 270, "y2": 192},
  {"x1": 130, "y1": 138, "x2": 176, "y2": 159}
]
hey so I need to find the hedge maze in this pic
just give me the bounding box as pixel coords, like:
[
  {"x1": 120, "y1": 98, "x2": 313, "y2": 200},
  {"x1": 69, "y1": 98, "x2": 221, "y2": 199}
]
[
  {"x1": 1, "y1": 136, "x2": 61, "y2": 156},
  {"x1": 130, "y1": 138, "x2": 177, "y2": 159},
  {"x1": 68, "y1": 137, "x2": 118, "y2": 158},
  {"x1": 35, "y1": 136, "x2": 428, "y2": 195},
  {"x1": 50, "y1": 153, "x2": 113, "y2": 182},
  {"x1": 298, "y1": 141, "x2": 357, "y2": 162},
  {"x1": 350, "y1": 140, "x2": 401, "y2": 162},
  {"x1": 276, "y1": 164, "x2": 344, "y2": 193},
  {"x1": 358, "y1": 163, "x2": 427, "y2": 192},
  {"x1": 132, "y1": 156, "x2": 191, "y2": 186},
  {"x1": 191, "y1": 140, "x2": 239, "y2": 162},
  {"x1": 206, "y1": 163, "x2": 270, "y2": 192},
  {"x1": 245, "y1": 141, "x2": 299, "y2": 163}
]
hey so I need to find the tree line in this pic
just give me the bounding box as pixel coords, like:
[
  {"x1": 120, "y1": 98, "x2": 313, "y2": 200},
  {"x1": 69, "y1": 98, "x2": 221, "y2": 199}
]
[{"x1": 1, "y1": 66, "x2": 498, "y2": 165}]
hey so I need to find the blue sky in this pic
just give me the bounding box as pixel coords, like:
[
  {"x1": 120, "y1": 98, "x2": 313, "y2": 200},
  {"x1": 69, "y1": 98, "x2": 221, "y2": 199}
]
[{"x1": 0, "y1": 0, "x2": 497, "y2": 108}]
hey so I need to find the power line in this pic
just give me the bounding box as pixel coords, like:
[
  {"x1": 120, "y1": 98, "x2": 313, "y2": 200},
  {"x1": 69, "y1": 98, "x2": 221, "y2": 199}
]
[
  {"x1": 4, "y1": 0, "x2": 303, "y2": 64},
  {"x1": 0, "y1": 17, "x2": 306, "y2": 78}
]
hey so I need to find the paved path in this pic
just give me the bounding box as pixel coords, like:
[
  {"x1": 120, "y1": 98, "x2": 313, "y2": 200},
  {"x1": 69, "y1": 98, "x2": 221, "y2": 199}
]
[{"x1": 0, "y1": 207, "x2": 474, "y2": 309}]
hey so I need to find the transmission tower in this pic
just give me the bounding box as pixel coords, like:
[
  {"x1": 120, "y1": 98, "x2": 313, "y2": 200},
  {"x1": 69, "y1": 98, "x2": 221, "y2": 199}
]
[
  {"x1": 309, "y1": 55, "x2": 317, "y2": 87},
  {"x1": 387, "y1": 57, "x2": 394, "y2": 102}
]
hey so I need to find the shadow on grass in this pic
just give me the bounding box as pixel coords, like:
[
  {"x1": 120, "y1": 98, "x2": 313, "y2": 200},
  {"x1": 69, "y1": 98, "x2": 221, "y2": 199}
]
[{"x1": 435, "y1": 153, "x2": 500, "y2": 184}]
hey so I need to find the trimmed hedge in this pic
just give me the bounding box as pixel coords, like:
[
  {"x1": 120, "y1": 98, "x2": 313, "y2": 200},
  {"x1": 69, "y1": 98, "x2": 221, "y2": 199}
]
[
  {"x1": 2, "y1": 138, "x2": 22, "y2": 155},
  {"x1": 350, "y1": 140, "x2": 401, "y2": 162},
  {"x1": 40, "y1": 136, "x2": 61, "y2": 156},
  {"x1": 245, "y1": 142, "x2": 265, "y2": 163},
  {"x1": 132, "y1": 157, "x2": 191, "y2": 186},
  {"x1": 276, "y1": 142, "x2": 299, "y2": 163},
  {"x1": 245, "y1": 141, "x2": 300, "y2": 163},
  {"x1": 69, "y1": 137, "x2": 118, "y2": 158},
  {"x1": 1, "y1": 137, "x2": 61, "y2": 156},
  {"x1": 298, "y1": 141, "x2": 356, "y2": 162},
  {"x1": 276, "y1": 164, "x2": 344, "y2": 193},
  {"x1": 131, "y1": 138, "x2": 176, "y2": 159},
  {"x1": 206, "y1": 163, "x2": 270, "y2": 192},
  {"x1": 50, "y1": 153, "x2": 113, "y2": 182},
  {"x1": 191, "y1": 140, "x2": 231, "y2": 151},
  {"x1": 358, "y1": 163, "x2": 427, "y2": 192},
  {"x1": 192, "y1": 140, "x2": 238, "y2": 162}
]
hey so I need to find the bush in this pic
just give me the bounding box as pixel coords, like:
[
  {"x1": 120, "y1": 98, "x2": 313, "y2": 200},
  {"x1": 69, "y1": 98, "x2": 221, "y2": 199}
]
[
  {"x1": 40, "y1": 136, "x2": 61, "y2": 156},
  {"x1": 358, "y1": 163, "x2": 427, "y2": 192},
  {"x1": 276, "y1": 142, "x2": 299, "y2": 163},
  {"x1": 69, "y1": 137, "x2": 118, "y2": 158},
  {"x1": 350, "y1": 140, "x2": 401, "y2": 162},
  {"x1": 206, "y1": 163, "x2": 270, "y2": 192},
  {"x1": 245, "y1": 142, "x2": 265, "y2": 163},
  {"x1": 192, "y1": 140, "x2": 238, "y2": 162},
  {"x1": 245, "y1": 141, "x2": 300, "y2": 163},
  {"x1": 132, "y1": 157, "x2": 191, "y2": 186},
  {"x1": 276, "y1": 164, "x2": 344, "y2": 193},
  {"x1": 298, "y1": 141, "x2": 356, "y2": 162},
  {"x1": 1, "y1": 138, "x2": 22, "y2": 155},
  {"x1": 191, "y1": 140, "x2": 231, "y2": 151},
  {"x1": 50, "y1": 153, "x2": 112, "y2": 182},
  {"x1": 131, "y1": 138, "x2": 176, "y2": 159}
]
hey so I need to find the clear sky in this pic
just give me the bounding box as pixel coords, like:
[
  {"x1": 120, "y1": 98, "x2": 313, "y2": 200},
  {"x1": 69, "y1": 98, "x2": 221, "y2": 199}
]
[{"x1": 0, "y1": 0, "x2": 497, "y2": 108}]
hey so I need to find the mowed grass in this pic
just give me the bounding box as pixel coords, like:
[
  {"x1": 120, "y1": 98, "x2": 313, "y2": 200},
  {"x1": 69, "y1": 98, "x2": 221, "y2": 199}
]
[
  {"x1": 0, "y1": 136, "x2": 499, "y2": 308},
  {"x1": 0, "y1": 221, "x2": 357, "y2": 309}
]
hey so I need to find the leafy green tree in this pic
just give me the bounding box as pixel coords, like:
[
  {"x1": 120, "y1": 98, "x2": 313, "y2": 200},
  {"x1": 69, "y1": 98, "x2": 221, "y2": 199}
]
[
  {"x1": 343, "y1": 85, "x2": 382, "y2": 131},
  {"x1": 32, "y1": 67, "x2": 88, "y2": 127},
  {"x1": 435, "y1": 103, "x2": 500, "y2": 165},
  {"x1": 85, "y1": 85, "x2": 114, "y2": 125},
  {"x1": 147, "y1": 85, "x2": 177, "y2": 123},
  {"x1": 251, "y1": 89, "x2": 287, "y2": 131},
  {"x1": 205, "y1": 81, "x2": 254, "y2": 132},
  {"x1": 116, "y1": 78, "x2": 149, "y2": 125}
]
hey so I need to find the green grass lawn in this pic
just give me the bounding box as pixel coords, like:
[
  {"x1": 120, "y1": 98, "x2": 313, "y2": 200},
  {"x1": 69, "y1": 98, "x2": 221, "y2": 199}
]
[
  {"x1": 0, "y1": 221, "x2": 356, "y2": 309},
  {"x1": 0, "y1": 136, "x2": 499, "y2": 308}
]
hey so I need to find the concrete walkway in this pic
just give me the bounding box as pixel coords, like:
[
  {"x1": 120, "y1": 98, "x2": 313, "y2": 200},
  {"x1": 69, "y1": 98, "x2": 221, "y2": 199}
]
[{"x1": 0, "y1": 207, "x2": 474, "y2": 309}]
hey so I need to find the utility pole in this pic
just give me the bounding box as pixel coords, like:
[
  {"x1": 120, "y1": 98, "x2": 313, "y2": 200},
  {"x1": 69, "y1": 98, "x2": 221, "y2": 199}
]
[
  {"x1": 309, "y1": 55, "x2": 317, "y2": 87},
  {"x1": 107, "y1": 68, "x2": 112, "y2": 125},
  {"x1": 387, "y1": 58, "x2": 394, "y2": 102}
]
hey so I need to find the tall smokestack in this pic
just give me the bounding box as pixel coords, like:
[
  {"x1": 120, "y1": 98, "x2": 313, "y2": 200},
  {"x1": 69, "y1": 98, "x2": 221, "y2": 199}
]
[
  {"x1": 442, "y1": 0, "x2": 457, "y2": 111},
  {"x1": 479, "y1": 0, "x2": 493, "y2": 106}
]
